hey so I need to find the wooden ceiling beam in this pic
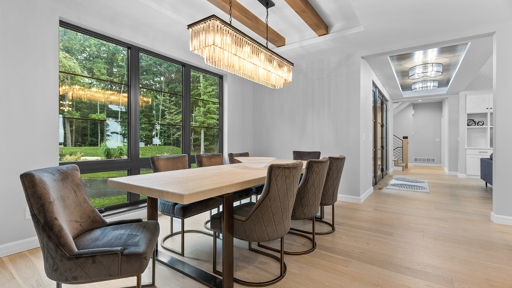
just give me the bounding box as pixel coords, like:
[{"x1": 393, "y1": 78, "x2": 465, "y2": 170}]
[
  {"x1": 284, "y1": 0, "x2": 328, "y2": 36},
  {"x1": 207, "y1": 0, "x2": 286, "y2": 47}
]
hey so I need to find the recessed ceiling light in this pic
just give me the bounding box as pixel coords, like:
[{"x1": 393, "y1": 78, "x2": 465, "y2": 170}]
[{"x1": 418, "y1": 100, "x2": 423, "y2": 101}]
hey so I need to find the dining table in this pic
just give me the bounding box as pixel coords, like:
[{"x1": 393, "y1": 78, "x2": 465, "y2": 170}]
[{"x1": 107, "y1": 159, "x2": 305, "y2": 288}]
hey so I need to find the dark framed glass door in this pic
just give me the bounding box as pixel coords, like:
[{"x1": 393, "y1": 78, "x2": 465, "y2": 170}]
[{"x1": 373, "y1": 83, "x2": 388, "y2": 185}]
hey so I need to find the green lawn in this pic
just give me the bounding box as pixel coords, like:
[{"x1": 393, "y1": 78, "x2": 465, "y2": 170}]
[
  {"x1": 89, "y1": 195, "x2": 127, "y2": 208},
  {"x1": 89, "y1": 194, "x2": 148, "y2": 208},
  {"x1": 60, "y1": 145, "x2": 182, "y2": 160}
]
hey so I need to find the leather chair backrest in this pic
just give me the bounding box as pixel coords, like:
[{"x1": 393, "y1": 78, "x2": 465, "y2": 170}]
[
  {"x1": 19, "y1": 165, "x2": 107, "y2": 256},
  {"x1": 292, "y1": 158, "x2": 330, "y2": 219},
  {"x1": 228, "y1": 152, "x2": 249, "y2": 164},
  {"x1": 293, "y1": 151, "x2": 321, "y2": 161},
  {"x1": 150, "y1": 154, "x2": 188, "y2": 172},
  {"x1": 320, "y1": 155, "x2": 346, "y2": 206},
  {"x1": 241, "y1": 161, "x2": 303, "y2": 242},
  {"x1": 196, "y1": 153, "x2": 224, "y2": 167}
]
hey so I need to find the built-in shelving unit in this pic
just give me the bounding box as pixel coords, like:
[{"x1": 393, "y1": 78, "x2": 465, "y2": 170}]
[{"x1": 464, "y1": 92, "x2": 493, "y2": 177}]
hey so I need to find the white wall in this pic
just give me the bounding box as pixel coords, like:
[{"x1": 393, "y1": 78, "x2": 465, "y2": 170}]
[
  {"x1": 447, "y1": 95, "x2": 459, "y2": 173},
  {"x1": 492, "y1": 23, "x2": 512, "y2": 224},
  {"x1": 393, "y1": 104, "x2": 414, "y2": 142},
  {"x1": 442, "y1": 99, "x2": 449, "y2": 170},
  {"x1": 0, "y1": 0, "x2": 254, "y2": 254},
  {"x1": 252, "y1": 55, "x2": 391, "y2": 202},
  {"x1": 412, "y1": 103, "x2": 443, "y2": 165},
  {"x1": 394, "y1": 102, "x2": 443, "y2": 166}
]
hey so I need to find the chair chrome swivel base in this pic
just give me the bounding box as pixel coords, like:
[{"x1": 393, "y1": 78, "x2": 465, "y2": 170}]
[
  {"x1": 292, "y1": 205, "x2": 336, "y2": 235},
  {"x1": 161, "y1": 217, "x2": 213, "y2": 256},
  {"x1": 213, "y1": 232, "x2": 287, "y2": 287},
  {"x1": 56, "y1": 249, "x2": 156, "y2": 288},
  {"x1": 259, "y1": 217, "x2": 317, "y2": 255}
]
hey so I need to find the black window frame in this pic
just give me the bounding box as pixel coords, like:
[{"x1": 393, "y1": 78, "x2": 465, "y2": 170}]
[{"x1": 58, "y1": 21, "x2": 224, "y2": 213}]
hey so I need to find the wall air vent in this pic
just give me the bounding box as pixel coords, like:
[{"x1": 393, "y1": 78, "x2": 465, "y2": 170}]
[{"x1": 413, "y1": 157, "x2": 436, "y2": 163}]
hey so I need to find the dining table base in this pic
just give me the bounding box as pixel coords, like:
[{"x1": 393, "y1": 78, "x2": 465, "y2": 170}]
[{"x1": 147, "y1": 195, "x2": 235, "y2": 288}]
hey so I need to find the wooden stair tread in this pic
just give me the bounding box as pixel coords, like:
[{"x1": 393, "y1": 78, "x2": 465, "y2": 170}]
[{"x1": 395, "y1": 163, "x2": 406, "y2": 167}]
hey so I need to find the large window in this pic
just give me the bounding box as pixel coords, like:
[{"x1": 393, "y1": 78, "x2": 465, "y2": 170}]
[{"x1": 58, "y1": 22, "x2": 223, "y2": 212}]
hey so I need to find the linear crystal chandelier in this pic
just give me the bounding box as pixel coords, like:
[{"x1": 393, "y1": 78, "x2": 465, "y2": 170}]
[
  {"x1": 408, "y1": 63, "x2": 443, "y2": 80},
  {"x1": 411, "y1": 80, "x2": 439, "y2": 92},
  {"x1": 187, "y1": 2, "x2": 293, "y2": 89}
]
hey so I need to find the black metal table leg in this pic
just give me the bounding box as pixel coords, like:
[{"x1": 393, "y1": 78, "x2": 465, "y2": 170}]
[{"x1": 147, "y1": 196, "x2": 233, "y2": 288}]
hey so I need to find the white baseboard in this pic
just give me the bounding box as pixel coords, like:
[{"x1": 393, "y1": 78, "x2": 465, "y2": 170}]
[
  {"x1": 338, "y1": 187, "x2": 373, "y2": 204},
  {"x1": 457, "y1": 173, "x2": 467, "y2": 178},
  {"x1": 491, "y1": 212, "x2": 512, "y2": 226},
  {"x1": 408, "y1": 163, "x2": 442, "y2": 167},
  {"x1": 0, "y1": 208, "x2": 148, "y2": 259},
  {"x1": 0, "y1": 236, "x2": 39, "y2": 258},
  {"x1": 443, "y1": 167, "x2": 458, "y2": 176},
  {"x1": 466, "y1": 175, "x2": 480, "y2": 179}
]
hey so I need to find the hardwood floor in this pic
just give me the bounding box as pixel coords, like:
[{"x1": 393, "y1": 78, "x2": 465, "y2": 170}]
[{"x1": 2, "y1": 166, "x2": 510, "y2": 288}]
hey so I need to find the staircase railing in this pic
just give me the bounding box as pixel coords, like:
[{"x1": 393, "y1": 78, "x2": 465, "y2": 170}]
[{"x1": 393, "y1": 134, "x2": 403, "y2": 163}]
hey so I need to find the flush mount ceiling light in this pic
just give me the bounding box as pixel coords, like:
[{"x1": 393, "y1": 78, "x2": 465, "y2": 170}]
[
  {"x1": 412, "y1": 80, "x2": 439, "y2": 92},
  {"x1": 408, "y1": 63, "x2": 443, "y2": 80},
  {"x1": 187, "y1": 0, "x2": 293, "y2": 89}
]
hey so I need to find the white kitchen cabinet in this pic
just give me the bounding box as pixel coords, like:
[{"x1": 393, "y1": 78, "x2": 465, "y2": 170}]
[
  {"x1": 466, "y1": 150, "x2": 492, "y2": 176},
  {"x1": 467, "y1": 94, "x2": 493, "y2": 113}
]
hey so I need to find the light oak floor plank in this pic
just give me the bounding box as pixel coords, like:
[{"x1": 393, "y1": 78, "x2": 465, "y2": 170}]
[{"x1": 1, "y1": 166, "x2": 511, "y2": 287}]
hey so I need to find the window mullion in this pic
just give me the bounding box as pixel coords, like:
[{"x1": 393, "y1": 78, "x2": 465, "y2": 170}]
[{"x1": 183, "y1": 65, "x2": 193, "y2": 166}]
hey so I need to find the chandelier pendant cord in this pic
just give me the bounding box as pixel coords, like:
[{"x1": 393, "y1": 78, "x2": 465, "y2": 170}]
[
  {"x1": 266, "y1": 1, "x2": 269, "y2": 48},
  {"x1": 229, "y1": 0, "x2": 232, "y2": 25}
]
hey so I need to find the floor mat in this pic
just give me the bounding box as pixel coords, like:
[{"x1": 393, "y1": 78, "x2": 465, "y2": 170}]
[{"x1": 386, "y1": 176, "x2": 429, "y2": 193}]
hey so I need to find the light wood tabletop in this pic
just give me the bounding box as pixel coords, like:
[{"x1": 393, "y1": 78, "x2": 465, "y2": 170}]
[{"x1": 108, "y1": 159, "x2": 305, "y2": 204}]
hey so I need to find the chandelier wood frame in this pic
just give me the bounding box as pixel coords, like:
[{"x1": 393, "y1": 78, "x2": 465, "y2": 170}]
[{"x1": 188, "y1": 15, "x2": 293, "y2": 89}]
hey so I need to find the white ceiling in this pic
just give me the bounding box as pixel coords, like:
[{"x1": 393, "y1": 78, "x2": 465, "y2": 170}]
[
  {"x1": 389, "y1": 43, "x2": 469, "y2": 95},
  {"x1": 366, "y1": 36, "x2": 493, "y2": 100},
  {"x1": 80, "y1": 0, "x2": 511, "y2": 100}
]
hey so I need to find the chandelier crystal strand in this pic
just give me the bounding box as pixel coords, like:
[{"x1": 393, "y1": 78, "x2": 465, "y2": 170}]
[{"x1": 188, "y1": 16, "x2": 293, "y2": 89}]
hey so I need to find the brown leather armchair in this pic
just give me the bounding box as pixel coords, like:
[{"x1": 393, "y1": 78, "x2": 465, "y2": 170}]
[{"x1": 19, "y1": 165, "x2": 159, "y2": 288}]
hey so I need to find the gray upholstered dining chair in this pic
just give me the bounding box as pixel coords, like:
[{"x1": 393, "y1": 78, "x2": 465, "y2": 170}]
[
  {"x1": 228, "y1": 152, "x2": 265, "y2": 201},
  {"x1": 228, "y1": 151, "x2": 249, "y2": 164},
  {"x1": 19, "y1": 165, "x2": 159, "y2": 288},
  {"x1": 196, "y1": 153, "x2": 254, "y2": 203},
  {"x1": 292, "y1": 155, "x2": 346, "y2": 235},
  {"x1": 210, "y1": 161, "x2": 303, "y2": 286},
  {"x1": 293, "y1": 150, "x2": 321, "y2": 161},
  {"x1": 259, "y1": 158, "x2": 329, "y2": 255},
  {"x1": 151, "y1": 154, "x2": 222, "y2": 256}
]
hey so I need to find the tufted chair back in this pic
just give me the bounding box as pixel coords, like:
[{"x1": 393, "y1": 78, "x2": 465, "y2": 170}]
[
  {"x1": 196, "y1": 153, "x2": 224, "y2": 167},
  {"x1": 293, "y1": 151, "x2": 321, "y2": 161},
  {"x1": 20, "y1": 165, "x2": 107, "y2": 257},
  {"x1": 292, "y1": 158, "x2": 330, "y2": 219},
  {"x1": 228, "y1": 152, "x2": 250, "y2": 164},
  {"x1": 150, "y1": 154, "x2": 188, "y2": 172},
  {"x1": 320, "y1": 155, "x2": 346, "y2": 206},
  {"x1": 235, "y1": 161, "x2": 303, "y2": 242}
]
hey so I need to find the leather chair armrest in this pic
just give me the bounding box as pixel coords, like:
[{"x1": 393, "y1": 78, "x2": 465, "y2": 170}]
[
  {"x1": 72, "y1": 248, "x2": 124, "y2": 258},
  {"x1": 107, "y1": 219, "x2": 142, "y2": 226}
]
